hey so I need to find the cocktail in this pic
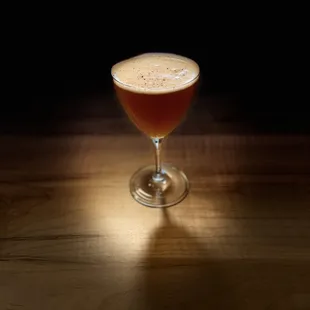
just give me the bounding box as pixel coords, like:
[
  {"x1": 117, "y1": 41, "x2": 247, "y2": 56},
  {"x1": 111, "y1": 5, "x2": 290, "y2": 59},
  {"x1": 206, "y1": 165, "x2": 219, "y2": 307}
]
[{"x1": 111, "y1": 52, "x2": 199, "y2": 207}]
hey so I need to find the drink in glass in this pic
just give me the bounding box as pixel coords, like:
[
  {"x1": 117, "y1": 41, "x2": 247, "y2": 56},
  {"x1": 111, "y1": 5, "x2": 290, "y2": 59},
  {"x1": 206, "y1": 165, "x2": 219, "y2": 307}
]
[{"x1": 112, "y1": 52, "x2": 199, "y2": 207}]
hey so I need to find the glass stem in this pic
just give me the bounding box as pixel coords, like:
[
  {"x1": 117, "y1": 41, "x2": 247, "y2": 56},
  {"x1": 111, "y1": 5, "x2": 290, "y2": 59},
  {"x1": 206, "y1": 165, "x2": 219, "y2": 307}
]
[{"x1": 152, "y1": 137, "x2": 164, "y2": 182}]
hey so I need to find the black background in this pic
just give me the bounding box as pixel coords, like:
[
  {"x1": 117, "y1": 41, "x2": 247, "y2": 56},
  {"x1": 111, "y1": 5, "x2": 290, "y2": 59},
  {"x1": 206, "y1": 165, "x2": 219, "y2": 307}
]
[
  {"x1": 3, "y1": 41, "x2": 306, "y2": 134},
  {"x1": 27, "y1": 46, "x2": 241, "y2": 97}
]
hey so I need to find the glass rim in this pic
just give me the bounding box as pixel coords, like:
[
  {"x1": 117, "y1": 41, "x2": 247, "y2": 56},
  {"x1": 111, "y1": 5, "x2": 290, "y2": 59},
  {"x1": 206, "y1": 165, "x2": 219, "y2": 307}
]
[{"x1": 111, "y1": 53, "x2": 200, "y2": 92}]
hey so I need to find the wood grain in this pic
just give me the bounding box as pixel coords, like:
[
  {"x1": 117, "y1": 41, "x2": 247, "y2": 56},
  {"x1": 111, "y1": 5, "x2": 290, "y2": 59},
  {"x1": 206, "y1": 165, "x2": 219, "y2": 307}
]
[{"x1": 1, "y1": 133, "x2": 310, "y2": 309}]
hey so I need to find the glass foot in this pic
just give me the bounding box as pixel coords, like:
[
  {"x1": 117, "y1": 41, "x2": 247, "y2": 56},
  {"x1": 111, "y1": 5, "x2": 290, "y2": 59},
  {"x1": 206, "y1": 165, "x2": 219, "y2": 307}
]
[{"x1": 129, "y1": 164, "x2": 189, "y2": 208}]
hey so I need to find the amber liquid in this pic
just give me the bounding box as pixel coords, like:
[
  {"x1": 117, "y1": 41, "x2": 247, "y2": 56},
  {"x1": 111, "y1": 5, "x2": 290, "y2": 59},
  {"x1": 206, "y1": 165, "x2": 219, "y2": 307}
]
[{"x1": 114, "y1": 81, "x2": 198, "y2": 138}]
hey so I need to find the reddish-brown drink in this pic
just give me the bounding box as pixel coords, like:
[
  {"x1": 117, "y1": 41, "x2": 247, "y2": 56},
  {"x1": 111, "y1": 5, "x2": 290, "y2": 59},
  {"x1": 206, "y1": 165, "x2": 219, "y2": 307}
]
[
  {"x1": 112, "y1": 53, "x2": 199, "y2": 138},
  {"x1": 111, "y1": 53, "x2": 200, "y2": 208}
]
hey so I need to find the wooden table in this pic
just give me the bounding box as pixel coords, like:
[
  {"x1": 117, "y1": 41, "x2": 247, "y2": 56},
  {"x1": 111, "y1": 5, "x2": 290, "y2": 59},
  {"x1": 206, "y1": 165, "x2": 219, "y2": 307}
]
[{"x1": 1, "y1": 95, "x2": 310, "y2": 309}]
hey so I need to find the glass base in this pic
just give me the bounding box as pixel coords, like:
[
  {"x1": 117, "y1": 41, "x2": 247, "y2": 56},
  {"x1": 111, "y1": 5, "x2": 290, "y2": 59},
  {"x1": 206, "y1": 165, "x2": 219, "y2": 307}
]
[{"x1": 129, "y1": 164, "x2": 189, "y2": 208}]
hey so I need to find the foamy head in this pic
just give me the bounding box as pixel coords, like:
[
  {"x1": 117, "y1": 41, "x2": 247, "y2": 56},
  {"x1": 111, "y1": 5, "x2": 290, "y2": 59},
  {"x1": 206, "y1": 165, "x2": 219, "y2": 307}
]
[{"x1": 111, "y1": 53, "x2": 200, "y2": 94}]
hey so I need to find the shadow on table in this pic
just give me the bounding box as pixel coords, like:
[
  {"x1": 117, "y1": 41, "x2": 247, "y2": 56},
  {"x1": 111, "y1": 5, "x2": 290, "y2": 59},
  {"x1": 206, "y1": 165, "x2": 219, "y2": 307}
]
[{"x1": 141, "y1": 208, "x2": 310, "y2": 310}]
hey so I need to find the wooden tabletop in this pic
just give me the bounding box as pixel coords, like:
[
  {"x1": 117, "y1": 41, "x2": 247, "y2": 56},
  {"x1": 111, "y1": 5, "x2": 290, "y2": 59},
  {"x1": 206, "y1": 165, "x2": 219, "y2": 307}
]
[{"x1": 1, "y1": 95, "x2": 310, "y2": 309}]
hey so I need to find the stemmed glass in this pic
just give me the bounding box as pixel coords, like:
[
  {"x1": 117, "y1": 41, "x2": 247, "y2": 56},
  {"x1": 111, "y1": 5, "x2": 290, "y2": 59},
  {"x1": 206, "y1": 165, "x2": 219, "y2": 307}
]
[{"x1": 111, "y1": 52, "x2": 199, "y2": 208}]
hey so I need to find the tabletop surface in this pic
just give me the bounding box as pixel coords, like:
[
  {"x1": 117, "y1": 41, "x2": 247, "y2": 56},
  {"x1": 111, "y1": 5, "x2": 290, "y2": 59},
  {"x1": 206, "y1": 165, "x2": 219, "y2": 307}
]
[{"x1": 1, "y1": 94, "x2": 310, "y2": 310}]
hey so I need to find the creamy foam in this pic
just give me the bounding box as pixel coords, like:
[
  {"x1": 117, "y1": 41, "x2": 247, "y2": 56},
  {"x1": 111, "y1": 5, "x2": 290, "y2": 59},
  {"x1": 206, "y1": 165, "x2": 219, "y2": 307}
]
[{"x1": 111, "y1": 53, "x2": 199, "y2": 94}]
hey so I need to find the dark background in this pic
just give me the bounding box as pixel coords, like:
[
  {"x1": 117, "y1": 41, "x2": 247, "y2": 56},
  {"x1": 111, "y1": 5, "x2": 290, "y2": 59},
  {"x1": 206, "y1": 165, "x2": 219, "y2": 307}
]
[
  {"x1": 3, "y1": 44, "x2": 306, "y2": 134},
  {"x1": 27, "y1": 47, "x2": 240, "y2": 97}
]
